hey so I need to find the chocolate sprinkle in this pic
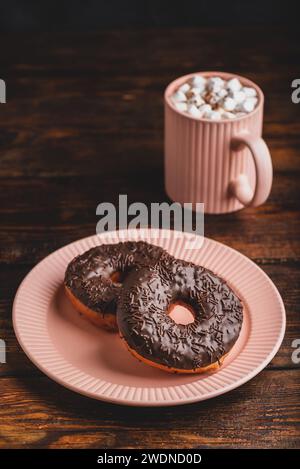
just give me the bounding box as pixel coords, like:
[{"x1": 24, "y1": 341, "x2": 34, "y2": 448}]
[{"x1": 117, "y1": 253, "x2": 243, "y2": 371}]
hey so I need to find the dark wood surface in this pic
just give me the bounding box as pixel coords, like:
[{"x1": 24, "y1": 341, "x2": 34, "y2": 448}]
[{"x1": 0, "y1": 27, "x2": 299, "y2": 449}]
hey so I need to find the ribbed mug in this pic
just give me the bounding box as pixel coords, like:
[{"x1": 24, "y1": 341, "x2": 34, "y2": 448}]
[{"x1": 164, "y1": 72, "x2": 273, "y2": 214}]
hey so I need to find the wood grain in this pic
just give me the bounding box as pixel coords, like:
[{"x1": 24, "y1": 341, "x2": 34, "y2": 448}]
[
  {"x1": 0, "y1": 371, "x2": 299, "y2": 449},
  {"x1": 0, "y1": 173, "x2": 299, "y2": 265},
  {"x1": 0, "y1": 27, "x2": 299, "y2": 449}
]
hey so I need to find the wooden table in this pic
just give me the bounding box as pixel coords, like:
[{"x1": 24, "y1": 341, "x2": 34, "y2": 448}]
[{"x1": 0, "y1": 27, "x2": 299, "y2": 449}]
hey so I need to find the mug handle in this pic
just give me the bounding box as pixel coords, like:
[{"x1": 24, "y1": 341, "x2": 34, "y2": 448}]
[{"x1": 229, "y1": 131, "x2": 273, "y2": 207}]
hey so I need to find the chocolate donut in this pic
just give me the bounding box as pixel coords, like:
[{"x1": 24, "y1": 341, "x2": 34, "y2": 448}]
[
  {"x1": 64, "y1": 241, "x2": 165, "y2": 331},
  {"x1": 117, "y1": 255, "x2": 243, "y2": 373}
]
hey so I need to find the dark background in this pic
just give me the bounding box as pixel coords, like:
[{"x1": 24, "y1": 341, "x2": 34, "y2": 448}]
[{"x1": 0, "y1": 0, "x2": 298, "y2": 31}]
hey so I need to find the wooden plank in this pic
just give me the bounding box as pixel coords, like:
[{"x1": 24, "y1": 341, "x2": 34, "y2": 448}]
[
  {"x1": 0, "y1": 29, "x2": 299, "y2": 180},
  {"x1": 0, "y1": 173, "x2": 299, "y2": 264},
  {"x1": 0, "y1": 127, "x2": 299, "y2": 177},
  {"x1": 0, "y1": 370, "x2": 299, "y2": 448}
]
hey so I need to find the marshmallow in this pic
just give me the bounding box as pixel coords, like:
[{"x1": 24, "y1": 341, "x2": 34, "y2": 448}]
[
  {"x1": 209, "y1": 110, "x2": 222, "y2": 120},
  {"x1": 207, "y1": 88, "x2": 228, "y2": 106},
  {"x1": 207, "y1": 94, "x2": 220, "y2": 105},
  {"x1": 227, "y1": 77, "x2": 242, "y2": 93},
  {"x1": 174, "y1": 102, "x2": 188, "y2": 112},
  {"x1": 187, "y1": 87, "x2": 205, "y2": 101},
  {"x1": 171, "y1": 90, "x2": 187, "y2": 103},
  {"x1": 189, "y1": 75, "x2": 206, "y2": 90},
  {"x1": 178, "y1": 83, "x2": 190, "y2": 94},
  {"x1": 207, "y1": 76, "x2": 225, "y2": 93},
  {"x1": 199, "y1": 103, "x2": 212, "y2": 115},
  {"x1": 223, "y1": 97, "x2": 236, "y2": 111},
  {"x1": 239, "y1": 97, "x2": 258, "y2": 113},
  {"x1": 217, "y1": 88, "x2": 228, "y2": 99},
  {"x1": 189, "y1": 87, "x2": 204, "y2": 96},
  {"x1": 231, "y1": 90, "x2": 246, "y2": 104},
  {"x1": 222, "y1": 111, "x2": 236, "y2": 119},
  {"x1": 187, "y1": 94, "x2": 204, "y2": 107},
  {"x1": 243, "y1": 86, "x2": 257, "y2": 98},
  {"x1": 187, "y1": 104, "x2": 202, "y2": 118}
]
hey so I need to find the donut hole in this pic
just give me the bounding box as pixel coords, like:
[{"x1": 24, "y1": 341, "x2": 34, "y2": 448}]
[
  {"x1": 168, "y1": 300, "x2": 195, "y2": 325},
  {"x1": 110, "y1": 268, "x2": 131, "y2": 285},
  {"x1": 110, "y1": 271, "x2": 125, "y2": 284}
]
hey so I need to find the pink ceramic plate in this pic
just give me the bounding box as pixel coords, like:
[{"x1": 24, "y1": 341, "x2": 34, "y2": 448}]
[{"x1": 13, "y1": 229, "x2": 285, "y2": 407}]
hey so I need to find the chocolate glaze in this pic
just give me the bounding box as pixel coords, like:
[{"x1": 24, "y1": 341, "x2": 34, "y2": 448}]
[
  {"x1": 64, "y1": 241, "x2": 165, "y2": 316},
  {"x1": 117, "y1": 253, "x2": 243, "y2": 370}
]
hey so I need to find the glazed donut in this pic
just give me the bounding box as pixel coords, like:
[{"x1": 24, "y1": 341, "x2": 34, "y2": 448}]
[
  {"x1": 117, "y1": 255, "x2": 243, "y2": 373},
  {"x1": 64, "y1": 241, "x2": 164, "y2": 331}
]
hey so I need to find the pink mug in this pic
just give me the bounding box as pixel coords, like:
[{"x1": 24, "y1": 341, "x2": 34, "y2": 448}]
[{"x1": 164, "y1": 72, "x2": 273, "y2": 214}]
